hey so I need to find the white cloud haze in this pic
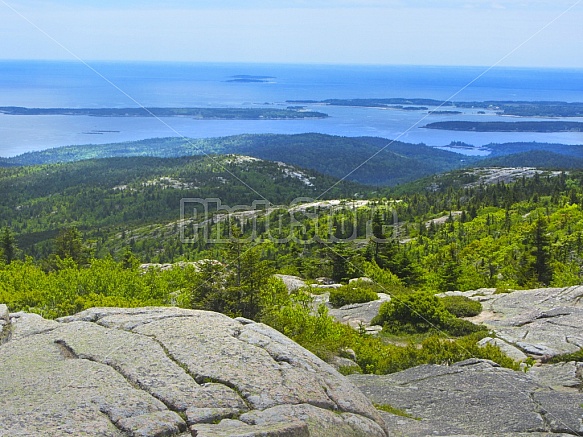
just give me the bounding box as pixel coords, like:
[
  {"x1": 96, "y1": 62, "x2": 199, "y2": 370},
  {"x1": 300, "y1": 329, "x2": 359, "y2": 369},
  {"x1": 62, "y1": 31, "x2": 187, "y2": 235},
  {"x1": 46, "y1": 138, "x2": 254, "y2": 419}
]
[{"x1": 1, "y1": 0, "x2": 581, "y2": 67}]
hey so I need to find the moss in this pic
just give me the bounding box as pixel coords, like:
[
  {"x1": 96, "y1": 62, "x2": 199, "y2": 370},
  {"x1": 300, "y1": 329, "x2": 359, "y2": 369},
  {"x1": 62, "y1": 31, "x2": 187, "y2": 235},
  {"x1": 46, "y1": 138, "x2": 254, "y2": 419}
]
[{"x1": 374, "y1": 403, "x2": 420, "y2": 420}]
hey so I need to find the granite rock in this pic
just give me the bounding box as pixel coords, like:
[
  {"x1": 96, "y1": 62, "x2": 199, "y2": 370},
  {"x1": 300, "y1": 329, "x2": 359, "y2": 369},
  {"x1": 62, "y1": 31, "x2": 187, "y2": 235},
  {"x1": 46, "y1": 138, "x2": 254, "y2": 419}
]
[
  {"x1": 349, "y1": 359, "x2": 583, "y2": 436},
  {"x1": 0, "y1": 306, "x2": 387, "y2": 437}
]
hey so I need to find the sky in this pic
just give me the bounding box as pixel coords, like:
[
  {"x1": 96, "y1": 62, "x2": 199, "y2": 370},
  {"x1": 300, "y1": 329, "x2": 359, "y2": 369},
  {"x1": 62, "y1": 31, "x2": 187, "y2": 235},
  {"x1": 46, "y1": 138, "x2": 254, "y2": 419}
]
[{"x1": 0, "y1": 0, "x2": 582, "y2": 67}]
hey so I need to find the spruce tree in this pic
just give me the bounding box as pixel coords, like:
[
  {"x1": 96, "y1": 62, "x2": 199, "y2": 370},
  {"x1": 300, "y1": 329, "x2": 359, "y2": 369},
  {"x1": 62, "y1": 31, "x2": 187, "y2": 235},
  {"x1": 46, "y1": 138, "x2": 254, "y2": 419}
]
[{"x1": 0, "y1": 227, "x2": 17, "y2": 264}]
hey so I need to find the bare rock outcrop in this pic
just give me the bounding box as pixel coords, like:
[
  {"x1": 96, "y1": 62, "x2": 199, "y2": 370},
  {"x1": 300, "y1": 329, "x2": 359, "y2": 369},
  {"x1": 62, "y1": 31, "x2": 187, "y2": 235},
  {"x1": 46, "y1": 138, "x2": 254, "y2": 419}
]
[
  {"x1": 0, "y1": 306, "x2": 387, "y2": 437},
  {"x1": 350, "y1": 359, "x2": 583, "y2": 436},
  {"x1": 457, "y1": 286, "x2": 583, "y2": 358}
]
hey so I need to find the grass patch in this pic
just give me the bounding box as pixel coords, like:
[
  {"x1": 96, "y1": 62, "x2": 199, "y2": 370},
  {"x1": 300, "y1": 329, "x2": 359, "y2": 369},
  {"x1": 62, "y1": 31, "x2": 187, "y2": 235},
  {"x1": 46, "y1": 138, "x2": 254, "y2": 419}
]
[
  {"x1": 374, "y1": 403, "x2": 420, "y2": 420},
  {"x1": 337, "y1": 365, "x2": 362, "y2": 376},
  {"x1": 549, "y1": 348, "x2": 583, "y2": 363}
]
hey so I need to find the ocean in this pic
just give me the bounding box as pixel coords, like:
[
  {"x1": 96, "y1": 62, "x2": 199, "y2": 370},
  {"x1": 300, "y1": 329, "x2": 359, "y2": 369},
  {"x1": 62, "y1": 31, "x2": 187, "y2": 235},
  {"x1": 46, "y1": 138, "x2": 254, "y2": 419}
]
[{"x1": 1, "y1": 61, "x2": 583, "y2": 158}]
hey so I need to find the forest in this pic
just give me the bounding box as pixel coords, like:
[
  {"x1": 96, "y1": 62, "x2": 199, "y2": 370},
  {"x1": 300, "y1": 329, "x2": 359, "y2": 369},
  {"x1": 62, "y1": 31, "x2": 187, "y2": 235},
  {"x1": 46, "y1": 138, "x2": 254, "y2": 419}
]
[
  {"x1": 0, "y1": 134, "x2": 474, "y2": 186},
  {"x1": 1, "y1": 153, "x2": 582, "y2": 374}
]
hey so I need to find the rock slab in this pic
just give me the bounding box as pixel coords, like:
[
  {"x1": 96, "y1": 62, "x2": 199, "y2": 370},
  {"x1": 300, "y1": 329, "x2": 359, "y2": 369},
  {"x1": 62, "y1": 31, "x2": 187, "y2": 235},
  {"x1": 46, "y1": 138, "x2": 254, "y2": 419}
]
[
  {"x1": 0, "y1": 306, "x2": 387, "y2": 437},
  {"x1": 465, "y1": 286, "x2": 583, "y2": 358},
  {"x1": 349, "y1": 359, "x2": 583, "y2": 436}
]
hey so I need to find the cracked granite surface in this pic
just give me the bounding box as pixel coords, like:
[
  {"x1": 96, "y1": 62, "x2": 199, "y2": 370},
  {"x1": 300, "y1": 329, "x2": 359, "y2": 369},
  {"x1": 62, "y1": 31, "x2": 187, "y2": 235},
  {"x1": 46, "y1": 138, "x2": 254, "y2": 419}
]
[
  {"x1": 442, "y1": 286, "x2": 583, "y2": 359},
  {"x1": 350, "y1": 359, "x2": 583, "y2": 436},
  {"x1": 0, "y1": 306, "x2": 387, "y2": 437}
]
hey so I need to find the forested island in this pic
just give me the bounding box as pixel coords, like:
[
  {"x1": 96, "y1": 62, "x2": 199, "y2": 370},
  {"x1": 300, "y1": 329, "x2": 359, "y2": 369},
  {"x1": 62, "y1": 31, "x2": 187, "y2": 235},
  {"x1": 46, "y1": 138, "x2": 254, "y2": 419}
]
[
  {"x1": 287, "y1": 98, "x2": 583, "y2": 117},
  {"x1": 0, "y1": 106, "x2": 327, "y2": 120},
  {"x1": 422, "y1": 120, "x2": 583, "y2": 133}
]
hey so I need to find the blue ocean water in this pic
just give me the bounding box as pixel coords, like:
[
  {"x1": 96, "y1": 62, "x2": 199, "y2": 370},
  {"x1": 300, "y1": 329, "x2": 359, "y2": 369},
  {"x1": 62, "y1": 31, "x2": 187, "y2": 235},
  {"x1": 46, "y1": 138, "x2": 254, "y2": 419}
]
[{"x1": 1, "y1": 61, "x2": 583, "y2": 157}]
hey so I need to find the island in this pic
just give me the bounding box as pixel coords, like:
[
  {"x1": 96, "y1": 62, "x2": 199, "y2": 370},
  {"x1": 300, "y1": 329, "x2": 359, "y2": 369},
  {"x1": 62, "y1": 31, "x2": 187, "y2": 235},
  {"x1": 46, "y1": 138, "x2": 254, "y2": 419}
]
[
  {"x1": 226, "y1": 75, "x2": 276, "y2": 83},
  {"x1": 428, "y1": 110, "x2": 463, "y2": 115},
  {"x1": 286, "y1": 98, "x2": 583, "y2": 117},
  {"x1": 421, "y1": 120, "x2": 583, "y2": 133},
  {"x1": 0, "y1": 106, "x2": 328, "y2": 120}
]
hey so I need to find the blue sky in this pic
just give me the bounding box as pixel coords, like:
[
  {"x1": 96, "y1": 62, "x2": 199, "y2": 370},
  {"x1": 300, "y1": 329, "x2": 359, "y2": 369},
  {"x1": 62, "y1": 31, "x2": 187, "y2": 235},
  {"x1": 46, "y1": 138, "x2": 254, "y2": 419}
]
[{"x1": 1, "y1": 0, "x2": 582, "y2": 67}]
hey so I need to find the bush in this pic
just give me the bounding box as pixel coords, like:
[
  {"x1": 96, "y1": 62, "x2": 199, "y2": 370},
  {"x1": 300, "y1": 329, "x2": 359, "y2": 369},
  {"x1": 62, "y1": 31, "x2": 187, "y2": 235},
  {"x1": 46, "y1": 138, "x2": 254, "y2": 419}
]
[
  {"x1": 440, "y1": 295, "x2": 482, "y2": 317},
  {"x1": 371, "y1": 291, "x2": 451, "y2": 334},
  {"x1": 371, "y1": 291, "x2": 485, "y2": 337},
  {"x1": 329, "y1": 281, "x2": 379, "y2": 308},
  {"x1": 352, "y1": 332, "x2": 519, "y2": 374},
  {"x1": 443, "y1": 317, "x2": 487, "y2": 336}
]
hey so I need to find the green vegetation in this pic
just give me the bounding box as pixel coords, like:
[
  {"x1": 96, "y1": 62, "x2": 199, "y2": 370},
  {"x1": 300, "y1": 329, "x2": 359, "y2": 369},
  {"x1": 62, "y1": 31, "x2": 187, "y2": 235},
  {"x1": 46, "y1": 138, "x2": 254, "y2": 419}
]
[
  {"x1": 329, "y1": 280, "x2": 380, "y2": 308},
  {"x1": 374, "y1": 403, "x2": 420, "y2": 420},
  {"x1": 477, "y1": 150, "x2": 583, "y2": 170},
  {"x1": 1, "y1": 134, "x2": 474, "y2": 186},
  {"x1": 3, "y1": 150, "x2": 583, "y2": 376},
  {"x1": 440, "y1": 295, "x2": 482, "y2": 318},
  {"x1": 371, "y1": 291, "x2": 486, "y2": 336},
  {"x1": 549, "y1": 349, "x2": 583, "y2": 363},
  {"x1": 0, "y1": 155, "x2": 362, "y2": 259}
]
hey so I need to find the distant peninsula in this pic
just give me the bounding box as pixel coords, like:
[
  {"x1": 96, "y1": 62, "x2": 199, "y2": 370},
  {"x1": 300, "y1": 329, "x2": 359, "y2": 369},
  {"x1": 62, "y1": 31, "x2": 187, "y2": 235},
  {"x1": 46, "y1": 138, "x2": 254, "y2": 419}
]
[
  {"x1": 421, "y1": 120, "x2": 583, "y2": 133},
  {"x1": 0, "y1": 106, "x2": 327, "y2": 120},
  {"x1": 287, "y1": 98, "x2": 583, "y2": 117}
]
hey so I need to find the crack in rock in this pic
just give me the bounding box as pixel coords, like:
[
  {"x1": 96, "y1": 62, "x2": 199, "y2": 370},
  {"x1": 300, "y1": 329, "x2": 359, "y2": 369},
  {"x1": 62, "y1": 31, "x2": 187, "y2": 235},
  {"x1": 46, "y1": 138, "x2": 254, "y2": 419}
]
[
  {"x1": 99, "y1": 408, "x2": 133, "y2": 437},
  {"x1": 529, "y1": 391, "x2": 551, "y2": 432},
  {"x1": 54, "y1": 339, "x2": 79, "y2": 359},
  {"x1": 55, "y1": 339, "x2": 189, "y2": 437}
]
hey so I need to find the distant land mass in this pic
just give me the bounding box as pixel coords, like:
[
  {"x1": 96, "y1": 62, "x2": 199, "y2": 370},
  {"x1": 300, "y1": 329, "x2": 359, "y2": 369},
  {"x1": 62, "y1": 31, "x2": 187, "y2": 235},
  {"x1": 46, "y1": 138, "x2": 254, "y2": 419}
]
[
  {"x1": 0, "y1": 133, "x2": 475, "y2": 186},
  {"x1": 2, "y1": 135, "x2": 582, "y2": 185},
  {"x1": 475, "y1": 150, "x2": 583, "y2": 169},
  {"x1": 422, "y1": 121, "x2": 583, "y2": 133},
  {"x1": 226, "y1": 75, "x2": 276, "y2": 83},
  {"x1": 287, "y1": 99, "x2": 583, "y2": 117},
  {"x1": 0, "y1": 106, "x2": 326, "y2": 120}
]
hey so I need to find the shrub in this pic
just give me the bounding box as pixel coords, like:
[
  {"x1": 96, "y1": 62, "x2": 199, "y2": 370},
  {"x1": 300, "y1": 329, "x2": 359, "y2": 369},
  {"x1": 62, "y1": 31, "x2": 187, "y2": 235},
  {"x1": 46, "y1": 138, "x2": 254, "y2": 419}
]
[
  {"x1": 440, "y1": 295, "x2": 482, "y2": 317},
  {"x1": 443, "y1": 317, "x2": 487, "y2": 336},
  {"x1": 329, "y1": 280, "x2": 379, "y2": 308},
  {"x1": 352, "y1": 332, "x2": 519, "y2": 374},
  {"x1": 371, "y1": 291, "x2": 451, "y2": 334},
  {"x1": 371, "y1": 291, "x2": 485, "y2": 337}
]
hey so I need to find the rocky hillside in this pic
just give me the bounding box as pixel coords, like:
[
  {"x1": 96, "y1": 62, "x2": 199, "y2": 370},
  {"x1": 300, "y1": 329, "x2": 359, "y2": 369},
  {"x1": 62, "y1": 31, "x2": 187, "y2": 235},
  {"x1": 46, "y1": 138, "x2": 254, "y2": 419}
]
[{"x1": 1, "y1": 285, "x2": 582, "y2": 436}]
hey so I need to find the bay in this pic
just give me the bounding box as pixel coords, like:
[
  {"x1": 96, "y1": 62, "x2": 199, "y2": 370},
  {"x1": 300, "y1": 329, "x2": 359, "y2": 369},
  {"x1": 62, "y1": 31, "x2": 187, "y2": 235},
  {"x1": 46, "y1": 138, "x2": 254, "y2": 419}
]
[{"x1": 1, "y1": 61, "x2": 582, "y2": 158}]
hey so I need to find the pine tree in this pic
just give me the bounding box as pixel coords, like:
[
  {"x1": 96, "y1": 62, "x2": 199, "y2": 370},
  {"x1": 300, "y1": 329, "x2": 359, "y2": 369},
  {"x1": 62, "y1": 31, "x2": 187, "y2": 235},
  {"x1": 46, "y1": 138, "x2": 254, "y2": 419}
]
[
  {"x1": 0, "y1": 227, "x2": 17, "y2": 264},
  {"x1": 530, "y1": 217, "x2": 553, "y2": 286}
]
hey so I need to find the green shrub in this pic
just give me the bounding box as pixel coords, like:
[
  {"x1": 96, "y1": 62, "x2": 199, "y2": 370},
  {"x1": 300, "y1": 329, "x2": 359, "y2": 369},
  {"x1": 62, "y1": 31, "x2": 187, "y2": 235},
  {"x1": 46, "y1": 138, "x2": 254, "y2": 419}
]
[
  {"x1": 443, "y1": 317, "x2": 487, "y2": 336},
  {"x1": 353, "y1": 332, "x2": 519, "y2": 375},
  {"x1": 371, "y1": 291, "x2": 484, "y2": 337},
  {"x1": 371, "y1": 291, "x2": 451, "y2": 334},
  {"x1": 440, "y1": 295, "x2": 482, "y2": 317},
  {"x1": 329, "y1": 280, "x2": 379, "y2": 308}
]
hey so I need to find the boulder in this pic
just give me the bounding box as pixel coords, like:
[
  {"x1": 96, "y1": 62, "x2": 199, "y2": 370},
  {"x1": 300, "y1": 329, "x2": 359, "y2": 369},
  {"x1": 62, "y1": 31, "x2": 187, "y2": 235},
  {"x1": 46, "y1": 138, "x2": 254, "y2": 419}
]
[
  {"x1": 349, "y1": 359, "x2": 583, "y2": 436},
  {"x1": 274, "y1": 274, "x2": 307, "y2": 292},
  {"x1": 478, "y1": 336, "x2": 529, "y2": 362},
  {"x1": 0, "y1": 306, "x2": 387, "y2": 437},
  {"x1": 328, "y1": 294, "x2": 391, "y2": 329}
]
